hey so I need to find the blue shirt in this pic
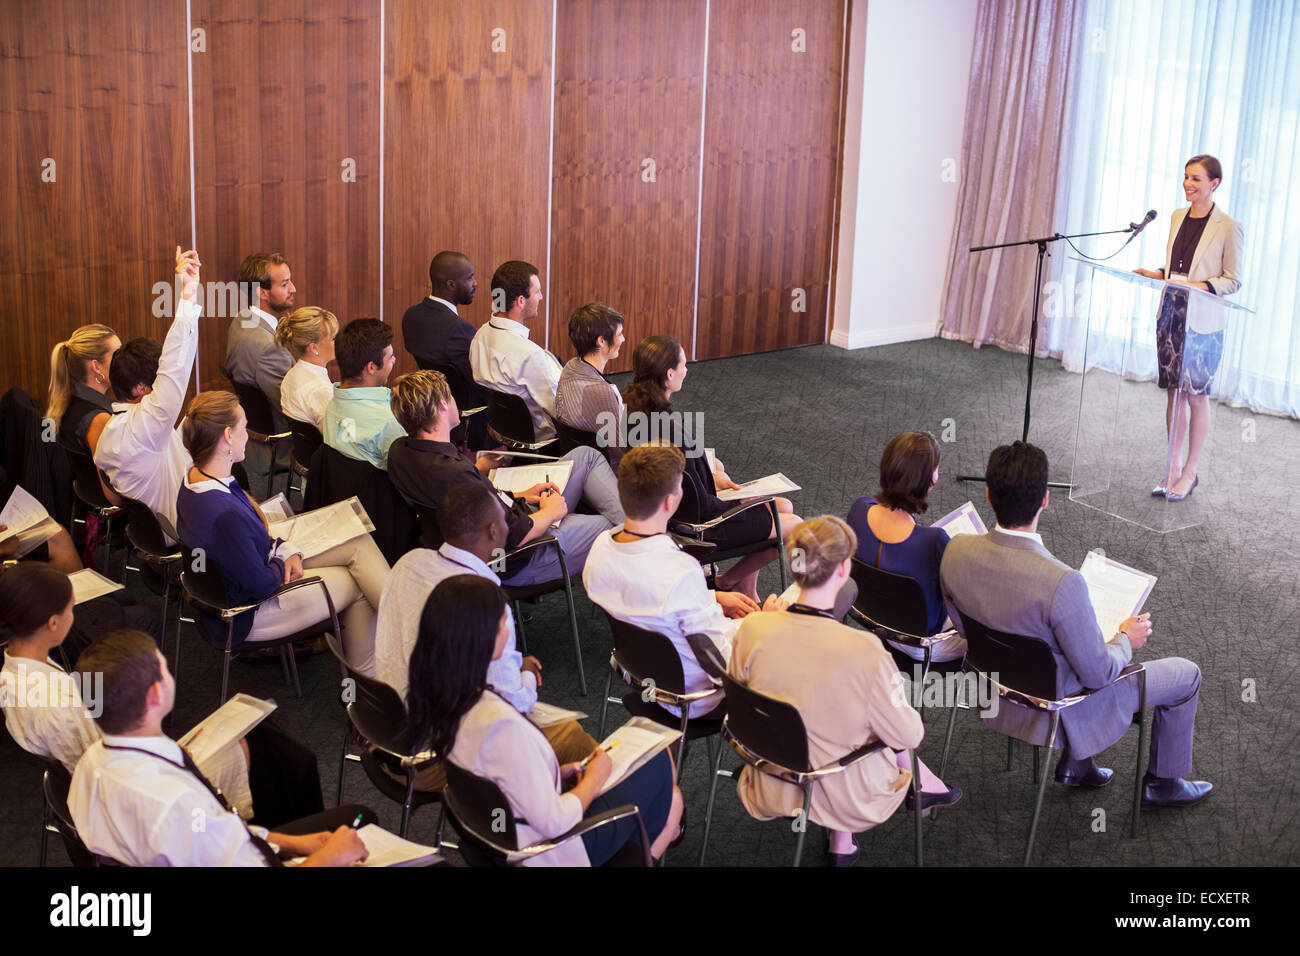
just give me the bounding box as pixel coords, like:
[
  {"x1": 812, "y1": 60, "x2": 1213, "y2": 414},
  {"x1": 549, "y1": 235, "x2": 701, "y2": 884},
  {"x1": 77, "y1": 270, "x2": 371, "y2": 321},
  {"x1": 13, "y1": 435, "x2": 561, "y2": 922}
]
[
  {"x1": 846, "y1": 496, "x2": 950, "y2": 635},
  {"x1": 321, "y1": 386, "x2": 407, "y2": 471}
]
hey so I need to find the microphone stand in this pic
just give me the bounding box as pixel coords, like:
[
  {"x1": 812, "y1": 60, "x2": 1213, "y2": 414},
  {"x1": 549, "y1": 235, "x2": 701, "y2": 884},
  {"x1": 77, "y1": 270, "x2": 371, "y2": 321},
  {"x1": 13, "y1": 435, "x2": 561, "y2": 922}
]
[{"x1": 956, "y1": 223, "x2": 1142, "y2": 488}]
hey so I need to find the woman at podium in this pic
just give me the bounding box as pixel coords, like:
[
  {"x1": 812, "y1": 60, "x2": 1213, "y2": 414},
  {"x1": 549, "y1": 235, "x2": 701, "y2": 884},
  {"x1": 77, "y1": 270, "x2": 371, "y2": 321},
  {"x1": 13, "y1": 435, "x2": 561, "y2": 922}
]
[{"x1": 1133, "y1": 154, "x2": 1243, "y2": 501}]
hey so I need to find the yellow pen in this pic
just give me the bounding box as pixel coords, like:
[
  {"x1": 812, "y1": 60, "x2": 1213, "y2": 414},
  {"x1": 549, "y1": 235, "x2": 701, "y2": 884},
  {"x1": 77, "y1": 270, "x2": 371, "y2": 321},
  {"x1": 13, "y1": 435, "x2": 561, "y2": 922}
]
[{"x1": 579, "y1": 740, "x2": 622, "y2": 771}]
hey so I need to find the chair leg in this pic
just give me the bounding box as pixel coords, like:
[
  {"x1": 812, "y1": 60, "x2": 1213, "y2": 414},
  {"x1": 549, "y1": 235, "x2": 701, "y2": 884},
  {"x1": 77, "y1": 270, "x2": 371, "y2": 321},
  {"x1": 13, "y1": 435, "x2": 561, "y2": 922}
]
[
  {"x1": 676, "y1": 713, "x2": 690, "y2": 773},
  {"x1": 792, "y1": 783, "x2": 812, "y2": 867},
  {"x1": 278, "y1": 646, "x2": 293, "y2": 688},
  {"x1": 699, "y1": 739, "x2": 727, "y2": 867},
  {"x1": 286, "y1": 643, "x2": 303, "y2": 698},
  {"x1": 40, "y1": 799, "x2": 52, "y2": 866},
  {"x1": 910, "y1": 749, "x2": 924, "y2": 867},
  {"x1": 1006, "y1": 737, "x2": 1015, "y2": 770},
  {"x1": 560, "y1": 572, "x2": 587, "y2": 695},
  {"x1": 1132, "y1": 676, "x2": 1148, "y2": 838},
  {"x1": 598, "y1": 667, "x2": 613, "y2": 738},
  {"x1": 938, "y1": 692, "x2": 960, "y2": 783},
  {"x1": 1024, "y1": 715, "x2": 1059, "y2": 866},
  {"x1": 401, "y1": 773, "x2": 417, "y2": 838},
  {"x1": 1032, "y1": 745, "x2": 1040, "y2": 784},
  {"x1": 513, "y1": 601, "x2": 528, "y2": 655},
  {"x1": 336, "y1": 725, "x2": 349, "y2": 807},
  {"x1": 220, "y1": 624, "x2": 234, "y2": 704}
]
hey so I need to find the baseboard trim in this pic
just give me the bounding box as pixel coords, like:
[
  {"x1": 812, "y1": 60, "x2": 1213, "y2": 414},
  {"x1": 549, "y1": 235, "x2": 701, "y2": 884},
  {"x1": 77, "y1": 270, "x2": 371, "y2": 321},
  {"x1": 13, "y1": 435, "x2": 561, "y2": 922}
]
[{"x1": 829, "y1": 322, "x2": 937, "y2": 350}]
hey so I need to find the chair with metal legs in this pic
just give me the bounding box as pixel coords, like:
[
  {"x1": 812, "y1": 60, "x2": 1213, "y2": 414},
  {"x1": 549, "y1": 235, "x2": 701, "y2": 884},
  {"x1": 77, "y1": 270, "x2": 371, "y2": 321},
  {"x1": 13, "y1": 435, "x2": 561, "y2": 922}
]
[
  {"x1": 936, "y1": 609, "x2": 1148, "y2": 866},
  {"x1": 671, "y1": 468, "x2": 788, "y2": 593},
  {"x1": 118, "y1": 494, "x2": 184, "y2": 661},
  {"x1": 64, "y1": 450, "x2": 124, "y2": 577}
]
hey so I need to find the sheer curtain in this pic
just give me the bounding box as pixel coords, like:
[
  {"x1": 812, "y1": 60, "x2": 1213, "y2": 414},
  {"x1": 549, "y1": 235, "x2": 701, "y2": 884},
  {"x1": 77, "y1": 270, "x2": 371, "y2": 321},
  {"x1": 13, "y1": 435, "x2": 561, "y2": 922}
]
[{"x1": 1047, "y1": 0, "x2": 1300, "y2": 417}]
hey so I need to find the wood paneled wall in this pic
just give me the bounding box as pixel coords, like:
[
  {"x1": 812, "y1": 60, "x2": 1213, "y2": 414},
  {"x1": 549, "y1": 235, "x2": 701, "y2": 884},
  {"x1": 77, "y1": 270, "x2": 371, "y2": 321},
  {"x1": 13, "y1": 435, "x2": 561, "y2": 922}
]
[
  {"x1": 0, "y1": 0, "x2": 190, "y2": 407},
  {"x1": 0, "y1": 0, "x2": 846, "y2": 402}
]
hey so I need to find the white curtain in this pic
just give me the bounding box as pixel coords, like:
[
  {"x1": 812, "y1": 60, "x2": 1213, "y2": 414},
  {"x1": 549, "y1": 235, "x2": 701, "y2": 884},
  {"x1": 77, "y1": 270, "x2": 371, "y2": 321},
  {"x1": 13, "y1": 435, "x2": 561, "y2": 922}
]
[{"x1": 1046, "y1": 0, "x2": 1300, "y2": 417}]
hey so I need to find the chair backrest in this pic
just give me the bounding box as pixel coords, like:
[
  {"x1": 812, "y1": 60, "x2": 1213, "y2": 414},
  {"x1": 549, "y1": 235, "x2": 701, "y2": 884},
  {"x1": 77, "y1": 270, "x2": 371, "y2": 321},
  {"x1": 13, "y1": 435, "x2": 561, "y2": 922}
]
[
  {"x1": 554, "y1": 420, "x2": 600, "y2": 456},
  {"x1": 481, "y1": 388, "x2": 538, "y2": 445},
  {"x1": 286, "y1": 417, "x2": 323, "y2": 467},
  {"x1": 119, "y1": 494, "x2": 177, "y2": 558},
  {"x1": 443, "y1": 760, "x2": 519, "y2": 861},
  {"x1": 42, "y1": 760, "x2": 99, "y2": 867},
  {"x1": 603, "y1": 612, "x2": 688, "y2": 696},
  {"x1": 65, "y1": 450, "x2": 114, "y2": 510},
  {"x1": 320, "y1": 627, "x2": 412, "y2": 756},
  {"x1": 413, "y1": 506, "x2": 444, "y2": 550},
  {"x1": 719, "y1": 672, "x2": 813, "y2": 774},
  {"x1": 427, "y1": 363, "x2": 483, "y2": 414},
  {"x1": 848, "y1": 558, "x2": 932, "y2": 637},
  {"x1": 956, "y1": 610, "x2": 1059, "y2": 701},
  {"x1": 229, "y1": 380, "x2": 284, "y2": 437},
  {"x1": 304, "y1": 444, "x2": 419, "y2": 564},
  {"x1": 672, "y1": 464, "x2": 709, "y2": 525},
  {"x1": 179, "y1": 546, "x2": 235, "y2": 611}
]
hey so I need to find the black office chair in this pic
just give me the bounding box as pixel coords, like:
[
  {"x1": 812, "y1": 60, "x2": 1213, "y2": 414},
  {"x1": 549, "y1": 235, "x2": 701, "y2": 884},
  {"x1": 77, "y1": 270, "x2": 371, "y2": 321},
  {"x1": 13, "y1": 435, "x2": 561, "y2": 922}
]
[
  {"x1": 119, "y1": 494, "x2": 184, "y2": 661},
  {"x1": 596, "y1": 613, "x2": 722, "y2": 772},
  {"x1": 554, "y1": 420, "x2": 601, "y2": 457},
  {"x1": 285, "y1": 417, "x2": 323, "y2": 501},
  {"x1": 480, "y1": 386, "x2": 559, "y2": 454},
  {"x1": 320, "y1": 631, "x2": 443, "y2": 839},
  {"x1": 442, "y1": 760, "x2": 652, "y2": 867},
  {"x1": 228, "y1": 379, "x2": 293, "y2": 495},
  {"x1": 694, "y1": 659, "x2": 924, "y2": 868},
  {"x1": 414, "y1": 507, "x2": 589, "y2": 694},
  {"x1": 671, "y1": 467, "x2": 787, "y2": 591},
  {"x1": 426, "y1": 362, "x2": 489, "y2": 451},
  {"x1": 41, "y1": 759, "x2": 119, "y2": 867},
  {"x1": 64, "y1": 450, "x2": 123, "y2": 577},
  {"x1": 938, "y1": 609, "x2": 1148, "y2": 865},
  {"x1": 178, "y1": 548, "x2": 342, "y2": 704}
]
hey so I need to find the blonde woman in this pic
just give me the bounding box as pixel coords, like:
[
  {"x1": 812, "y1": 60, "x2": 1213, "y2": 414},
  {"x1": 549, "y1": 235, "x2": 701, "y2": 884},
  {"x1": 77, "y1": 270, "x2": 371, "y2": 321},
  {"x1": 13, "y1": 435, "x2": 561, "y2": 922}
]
[
  {"x1": 729, "y1": 516, "x2": 961, "y2": 866},
  {"x1": 47, "y1": 324, "x2": 120, "y2": 458},
  {"x1": 276, "y1": 306, "x2": 339, "y2": 430},
  {"x1": 175, "y1": 391, "x2": 390, "y2": 674}
]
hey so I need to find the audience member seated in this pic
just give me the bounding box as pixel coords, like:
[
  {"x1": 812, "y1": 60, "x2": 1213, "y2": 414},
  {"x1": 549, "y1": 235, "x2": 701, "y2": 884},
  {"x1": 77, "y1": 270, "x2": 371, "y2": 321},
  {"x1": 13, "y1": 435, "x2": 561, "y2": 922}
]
[
  {"x1": 623, "y1": 334, "x2": 801, "y2": 599},
  {"x1": 940, "y1": 441, "x2": 1212, "y2": 807},
  {"x1": 69, "y1": 630, "x2": 374, "y2": 866},
  {"x1": 90, "y1": 247, "x2": 202, "y2": 539},
  {"x1": 555, "y1": 302, "x2": 625, "y2": 441},
  {"x1": 46, "y1": 323, "x2": 121, "y2": 458},
  {"x1": 402, "y1": 250, "x2": 480, "y2": 385},
  {"x1": 276, "y1": 306, "x2": 338, "y2": 430},
  {"x1": 374, "y1": 484, "x2": 596, "y2": 790},
  {"x1": 469, "y1": 259, "x2": 562, "y2": 442},
  {"x1": 730, "y1": 516, "x2": 961, "y2": 866},
  {"x1": 176, "y1": 391, "x2": 390, "y2": 675},
  {"x1": 405, "y1": 575, "x2": 683, "y2": 865},
  {"x1": 386, "y1": 370, "x2": 623, "y2": 586},
  {"x1": 583, "y1": 443, "x2": 784, "y2": 718},
  {"x1": 224, "y1": 252, "x2": 296, "y2": 432},
  {"x1": 846, "y1": 432, "x2": 965, "y2": 663},
  {"x1": 321, "y1": 318, "x2": 405, "y2": 470},
  {"x1": 0, "y1": 563, "x2": 323, "y2": 826}
]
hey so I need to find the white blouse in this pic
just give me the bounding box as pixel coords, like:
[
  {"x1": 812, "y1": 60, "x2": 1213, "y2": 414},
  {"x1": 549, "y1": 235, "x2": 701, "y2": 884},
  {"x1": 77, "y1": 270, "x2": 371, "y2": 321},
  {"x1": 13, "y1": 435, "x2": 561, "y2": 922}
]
[{"x1": 280, "y1": 359, "x2": 335, "y2": 430}]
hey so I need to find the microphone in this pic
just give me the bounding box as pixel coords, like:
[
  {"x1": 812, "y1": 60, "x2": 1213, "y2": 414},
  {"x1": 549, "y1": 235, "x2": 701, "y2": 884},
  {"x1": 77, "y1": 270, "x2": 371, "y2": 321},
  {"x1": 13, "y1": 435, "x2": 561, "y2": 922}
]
[{"x1": 1129, "y1": 209, "x2": 1157, "y2": 234}]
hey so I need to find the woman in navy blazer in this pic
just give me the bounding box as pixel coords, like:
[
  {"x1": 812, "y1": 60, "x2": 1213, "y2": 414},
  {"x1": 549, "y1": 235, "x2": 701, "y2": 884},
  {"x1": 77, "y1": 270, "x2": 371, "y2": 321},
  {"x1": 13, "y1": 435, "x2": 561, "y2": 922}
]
[
  {"x1": 1134, "y1": 153, "x2": 1244, "y2": 501},
  {"x1": 176, "y1": 391, "x2": 390, "y2": 673}
]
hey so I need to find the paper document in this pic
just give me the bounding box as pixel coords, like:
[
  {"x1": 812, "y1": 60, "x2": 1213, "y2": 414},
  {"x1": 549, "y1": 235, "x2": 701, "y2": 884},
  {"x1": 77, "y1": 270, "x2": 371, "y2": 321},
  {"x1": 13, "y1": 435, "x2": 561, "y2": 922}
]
[
  {"x1": 259, "y1": 493, "x2": 293, "y2": 523},
  {"x1": 933, "y1": 501, "x2": 988, "y2": 538},
  {"x1": 490, "y1": 461, "x2": 574, "y2": 496},
  {"x1": 268, "y1": 497, "x2": 375, "y2": 559},
  {"x1": 704, "y1": 448, "x2": 718, "y2": 473},
  {"x1": 352, "y1": 825, "x2": 441, "y2": 867},
  {"x1": 596, "y1": 719, "x2": 681, "y2": 794},
  {"x1": 716, "y1": 473, "x2": 801, "y2": 501},
  {"x1": 67, "y1": 568, "x2": 124, "y2": 604},
  {"x1": 0, "y1": 485, "x2": 51, "y2": 537},
  {"x1": 476, "y1": 450, "x2": 561, "y2": 463},
  {"x1": 1079, "y1": 551, "x2": 1156, "y2": 643},
  {"x1": 527, "y1": 701, "x2": 588, "y2": 728},
  {"x1": 178, "y1": 694, "x2": 277, "y2": 766}
]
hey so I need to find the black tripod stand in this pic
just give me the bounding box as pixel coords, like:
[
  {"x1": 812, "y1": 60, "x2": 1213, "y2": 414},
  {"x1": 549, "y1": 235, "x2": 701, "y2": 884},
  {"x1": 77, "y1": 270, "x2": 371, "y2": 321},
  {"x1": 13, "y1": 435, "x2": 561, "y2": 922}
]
[{"x1": 956, "y1": 224, "x2": 1139, "y2": 488}]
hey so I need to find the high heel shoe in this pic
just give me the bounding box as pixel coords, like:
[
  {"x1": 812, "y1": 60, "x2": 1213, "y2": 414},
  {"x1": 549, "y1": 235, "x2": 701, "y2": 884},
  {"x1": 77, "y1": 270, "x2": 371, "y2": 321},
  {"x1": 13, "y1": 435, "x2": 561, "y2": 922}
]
[
  {"x1": 1164, "y1": 475, "x2": 1199, "y2": 502},
  {"x1": 1151, "y1": 485, "x2": 1167, "y2": 497}
]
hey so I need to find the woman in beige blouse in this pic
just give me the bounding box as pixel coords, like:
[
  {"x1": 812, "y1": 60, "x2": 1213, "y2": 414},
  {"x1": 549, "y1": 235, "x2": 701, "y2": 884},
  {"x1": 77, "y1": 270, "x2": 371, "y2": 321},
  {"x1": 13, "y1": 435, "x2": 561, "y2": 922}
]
[{"x1": 729, "y1": 516, "x2": 961, "y2": 865}]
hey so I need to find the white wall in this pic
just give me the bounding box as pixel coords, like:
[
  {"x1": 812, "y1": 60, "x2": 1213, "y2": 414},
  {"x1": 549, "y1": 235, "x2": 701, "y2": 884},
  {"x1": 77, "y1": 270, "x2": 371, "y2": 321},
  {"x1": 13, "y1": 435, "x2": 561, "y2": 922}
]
[{"x1": 830, "y1": 0, "x2": 978, "y2": 350}]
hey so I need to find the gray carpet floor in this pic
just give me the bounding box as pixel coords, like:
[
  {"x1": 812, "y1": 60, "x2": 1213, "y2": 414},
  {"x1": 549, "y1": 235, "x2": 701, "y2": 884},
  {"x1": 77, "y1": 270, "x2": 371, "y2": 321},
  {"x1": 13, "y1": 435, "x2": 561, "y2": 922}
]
[{"x1": 5, "y1": 337, "x2": 1297, "y2": 867}]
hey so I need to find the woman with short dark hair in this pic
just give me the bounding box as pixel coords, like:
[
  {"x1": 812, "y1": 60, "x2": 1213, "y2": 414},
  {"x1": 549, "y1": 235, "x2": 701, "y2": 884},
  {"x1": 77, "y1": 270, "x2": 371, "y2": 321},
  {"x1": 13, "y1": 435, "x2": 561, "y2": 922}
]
[{"x1": 406, "y1": 575, "x2": 683, "y2": 866}]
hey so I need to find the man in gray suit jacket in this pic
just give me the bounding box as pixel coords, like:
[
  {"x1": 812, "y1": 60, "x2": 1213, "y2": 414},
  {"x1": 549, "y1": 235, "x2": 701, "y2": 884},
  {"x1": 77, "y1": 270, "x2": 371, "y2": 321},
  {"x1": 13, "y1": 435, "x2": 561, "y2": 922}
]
[
  {"x1": 224, "y1": 252, "x2": 296, "y2": 432},
  {"x1": 940, "y1": 441, "x2": 1211, "y2": 808}
]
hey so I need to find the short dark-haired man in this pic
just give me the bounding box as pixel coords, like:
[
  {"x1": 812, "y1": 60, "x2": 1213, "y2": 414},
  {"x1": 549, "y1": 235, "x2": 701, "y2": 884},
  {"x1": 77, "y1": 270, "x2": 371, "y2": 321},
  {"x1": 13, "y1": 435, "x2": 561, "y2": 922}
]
[
  {"x1": 582, "y1": 444, "x2": 784, "y2": 718},
  {"x1": 224, "y1": 252, "x2": 296, "y2": 432},
  {"x1": 469, "y1": 259, "x2": 563, "y2": 442},
  {"x1": 386, "y1": 369, "x2": 624, "y2": 586},
  {"x1": 68, "y1": 629, "x2": 375, "y2": 866},
  {"x1": 939, "y1": 441, "x2": 1211, "y2": 807},
  {"x1": 555, "y1": 302, "x2": 626, "y2": 441},
  {"x1": 321, "y1": 318, "x2": 405, "y2": 470}
]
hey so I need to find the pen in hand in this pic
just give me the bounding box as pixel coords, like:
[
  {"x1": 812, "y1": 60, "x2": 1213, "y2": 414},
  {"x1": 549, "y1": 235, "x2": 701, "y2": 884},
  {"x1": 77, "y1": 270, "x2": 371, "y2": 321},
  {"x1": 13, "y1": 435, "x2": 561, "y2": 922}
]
[
  {"x1": 350, "y1": 811, "x2": 365, "y2": 829},
  {"x1": 578, "y1": 740, "x2": 622, "y2": 771}
]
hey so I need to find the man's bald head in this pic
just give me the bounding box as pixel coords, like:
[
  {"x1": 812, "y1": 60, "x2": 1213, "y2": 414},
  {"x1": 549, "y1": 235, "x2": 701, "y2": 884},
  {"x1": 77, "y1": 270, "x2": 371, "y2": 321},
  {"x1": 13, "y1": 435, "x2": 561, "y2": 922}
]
[{"x1": 429, "y1": 251, "x2": 477, "y2": 306}]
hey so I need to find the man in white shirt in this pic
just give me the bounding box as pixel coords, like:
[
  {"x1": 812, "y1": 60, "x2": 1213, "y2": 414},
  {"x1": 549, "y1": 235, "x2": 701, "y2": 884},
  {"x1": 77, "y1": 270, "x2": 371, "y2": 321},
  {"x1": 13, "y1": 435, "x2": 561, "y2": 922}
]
[
  {"x1": 583, "y1": 444, "x2": 783, "y2": 717},
  {"x1": 90, "y1": 248, "x2": 202, "y2": 542},
  {"x1": 374, "y1": 483, "x2": 596, "y2": 789},
  {"x1": 224, "y1": 252, "x2": 296, "y2": 432},
  {"x1": 469, "y1": 259, "x2": 563, "y2": 442},
  {"x1": 69, "y1": 629, "x2": 372, "y2": 867}
]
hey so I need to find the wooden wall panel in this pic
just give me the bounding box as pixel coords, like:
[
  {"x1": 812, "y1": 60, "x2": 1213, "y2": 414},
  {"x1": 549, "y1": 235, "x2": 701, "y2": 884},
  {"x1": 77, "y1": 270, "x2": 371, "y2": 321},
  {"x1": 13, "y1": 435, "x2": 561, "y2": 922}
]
[
  {"x1": 549, "y1": 0, "x2": 706, "y2": 371},
  {"x1": 0, "y1": 0, "x2": 190, "y2": 403},
  {"x1": 191, "y1": 0, "x2": 381, "y2": 390},
  {"x1": 384, "y1": 0, "x2": 553, "y2": 379},
  {"x1": 695, "y1": 0, "x2": 844, "y2": 360}
]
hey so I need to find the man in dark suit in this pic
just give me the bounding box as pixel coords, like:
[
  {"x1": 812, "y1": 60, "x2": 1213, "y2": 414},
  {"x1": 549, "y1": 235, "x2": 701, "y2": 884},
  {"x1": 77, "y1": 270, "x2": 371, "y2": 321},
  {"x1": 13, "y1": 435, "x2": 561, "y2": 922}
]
[
  {"x1": 940, "y1": 441, "x2": 1211, "y2": 808},
  {"x1": 401, "y1": 250, "x2": 485, "y2": 448}
]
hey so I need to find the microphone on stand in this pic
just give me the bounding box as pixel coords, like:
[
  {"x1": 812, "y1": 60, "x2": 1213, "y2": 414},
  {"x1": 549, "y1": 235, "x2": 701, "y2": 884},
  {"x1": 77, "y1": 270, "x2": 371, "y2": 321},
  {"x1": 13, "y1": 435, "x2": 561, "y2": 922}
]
[{"x1": 1120, "y1": 209, "x2": 1158, "y2": 250}]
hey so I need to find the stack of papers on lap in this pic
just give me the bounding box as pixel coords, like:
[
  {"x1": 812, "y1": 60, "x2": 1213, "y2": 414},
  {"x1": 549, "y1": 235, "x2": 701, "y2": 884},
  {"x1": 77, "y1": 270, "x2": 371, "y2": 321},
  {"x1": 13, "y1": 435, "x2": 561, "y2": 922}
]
[
  {"x1": 1079, "y1": 551, "x2": 1156, "y2": 643},
  {"x1": 178, "y1": 694, "x2": 277, "y2": 766},
  {"x1": 527, "y1": 701, "x2": 588, "y2": 728},
  {"x1": 258, "y1": 493, "x2": 293, "y2": 522},
  {"x1": 597, "y1": 718, "x2": 681, "y2": 795},
  {"x1": 933, "y1": 501, "x2": 988, "y2": 538},
  {"x1": 68, "y1": 569, "x2": 124, "y2": 604},
  {"x1": 717, "y1": 473, "x2": 800, "y2": 501},
  {"x1": 490, "y1": 461, "x2": 574, "y2": 496},
  {"x1": 351, "y1": 825, "x2": 441, "y2": 867},
  {"x1": 268, "y1": 497, "x2": 375, "y2": 559},
  {"x1": 0, "y1": 486, "x2": 63, "y2": 557}
]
